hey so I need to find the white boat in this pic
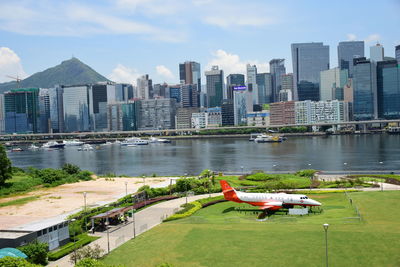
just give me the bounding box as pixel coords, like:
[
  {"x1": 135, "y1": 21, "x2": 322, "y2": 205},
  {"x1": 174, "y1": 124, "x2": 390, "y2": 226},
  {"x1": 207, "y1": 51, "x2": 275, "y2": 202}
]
[
  {"x1": 63, "y1": 139, "x2": 84, "y2": 146},
  {"x1": 254, "y1": 134, "x2": 283, "y2": 143},
  {"x1": 100, "y1": 141, "x2": 113, "y2": 146},
  {"x1": 149, "y1": 137, "x2": 171, "y2": 144},
  {"x1": 121, "y1": 137, "x2": 149, "y2": 146},
  {"x1": 387, "y1": 127, "x2": 400, "y2": 134},
  {"x1": 11, "y1": 147, "x2": 23, "y2": 152},
  {"x1": 28, "y1": 144, "x2": 40, "y2": 150},
  {"x1": 249, "y1": 133, "x2": 263, "y2": 141},
  {"x1": 113, "y1": 140, "x2": 121, "y2": 144},
  {"x1": 78, "y1": 144, "x2": 94, "y2": 151},
  {"x1": 42, "y1": 141, "x2": 65, "y2": 149}
]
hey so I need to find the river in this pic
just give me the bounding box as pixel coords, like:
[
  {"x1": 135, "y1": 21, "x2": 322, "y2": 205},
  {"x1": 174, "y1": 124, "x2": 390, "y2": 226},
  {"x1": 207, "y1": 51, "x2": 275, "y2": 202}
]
[{"x1": 6, "y1": 134, "x2": 400, "y2": 176}]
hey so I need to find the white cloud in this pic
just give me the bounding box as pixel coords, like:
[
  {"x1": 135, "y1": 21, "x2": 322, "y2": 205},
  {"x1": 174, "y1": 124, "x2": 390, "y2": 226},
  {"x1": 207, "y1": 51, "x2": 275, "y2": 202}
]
[
  {"x1": 0, "y1": 47, "x2": 27, "y2": 83},
  {"x1": 108, "y1": 64, "x2": 141, "y2": 85},
  {"x1": 346, "y1": 33, "x2": 357, "y2": 41},
  {"x1": 116, "y1": 0, "x2": 183, "y2": 15},
  {"x1": 206, "y1": 49, "x2": 269, "y2": 77},
  {"x1": 365, "y1": 34, "x2": 381, "y2": 43},
  {"x1": 204, "y1": 15, "x2": 274, "y2": 28},
  {"x1": 156, "y1": 65, "x2": 174, "y2": 80}
]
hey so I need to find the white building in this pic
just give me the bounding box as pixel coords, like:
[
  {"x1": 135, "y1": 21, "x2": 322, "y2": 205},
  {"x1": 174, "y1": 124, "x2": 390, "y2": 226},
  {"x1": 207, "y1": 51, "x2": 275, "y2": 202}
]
[
  {"x1": 246, "y1": 64, "x2": 258, "y2": 105},
  {"x1": 191, "y1": 112, "x2": 207, "y2": 129},
  {"x1": 136, "y1": 74, "x2": 152, "y2": 99},
  {"x1": 247, "y1": 110, "x2": 270, "y2": 127},
  {"x1": 320, "y1": 68, "x2": 348, "y2": 101},
  {"x1": 295, "y1": 100, "x2": 349, "y2": 124},
  {"x1": 370, "y1": 43, "x2": 384, "y2": 62}
]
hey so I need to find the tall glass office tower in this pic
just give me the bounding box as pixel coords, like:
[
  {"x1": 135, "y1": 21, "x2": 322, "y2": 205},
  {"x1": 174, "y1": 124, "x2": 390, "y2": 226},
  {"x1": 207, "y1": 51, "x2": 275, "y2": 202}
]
[
  {"x1": 269, "y1": 59, "x2": 286, "y2": 102},
  {"x1": 337, "y1": 41, "x2": 364, "y2": 78},
  {"x1": 353, "y1": 57, "x2": 377, "y2": 120},
  {"x1": 377, "y1": 60, "x2": 400, "y2": 119},
  {"x1": 63, "y1": 85, "x2": 90, "y2": 132},
  {"x1": 205, "y1": 66, "x2": 224, "y2": 108},
  {"x1": 226, "y1": 74, "x2": 245, "y2": 100},
  {"x1": 256, "y1": 73, "x2": 273, "y2": 104},
  {"x1": 291, "y1": 42, "x2": 329, "y2": 100}
]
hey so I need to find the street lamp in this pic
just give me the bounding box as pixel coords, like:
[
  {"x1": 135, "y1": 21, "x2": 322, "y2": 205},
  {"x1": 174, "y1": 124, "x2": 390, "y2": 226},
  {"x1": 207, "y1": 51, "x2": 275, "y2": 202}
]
[
  {"x1": 70, "y1": 218, "x2": 77, "y2": 265},
  {"x1": 83, "y1": 192, "x2": 87, "y2": 212},
  {"x1": 184, "y1": 173, "x2": 188, "y2": 204},
  {"x1": 323, "y1": 223, "x2": 329, "y2": 267},
  {"x1": 105, "y1": 219, "x2": 110, "y2": 254},
  {"x1": 240, "y1": 166, "x2": 244, "y2": 174},
  {"x1": 125, "y1": 181, "x2": 128, "y2": 196},
  {"x1": 379, "y1": 162, "x2": 384, "y2": 191},
  {"x1": 142, "y1": 175, "x2": 146, "y2": 186}
]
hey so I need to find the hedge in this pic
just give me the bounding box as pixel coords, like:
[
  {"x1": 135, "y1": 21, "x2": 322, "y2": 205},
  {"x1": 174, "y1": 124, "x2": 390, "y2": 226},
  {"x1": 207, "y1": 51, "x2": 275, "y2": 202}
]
[
  {"x1": 295, "y1": 189, "x2": 360, "y2": 194},
  {"x1": 48, "y1": 234, "x2": 99, "y2": 261},
  {"x1": 164, "y1": 201, "x2": 202, "y2": 222}
]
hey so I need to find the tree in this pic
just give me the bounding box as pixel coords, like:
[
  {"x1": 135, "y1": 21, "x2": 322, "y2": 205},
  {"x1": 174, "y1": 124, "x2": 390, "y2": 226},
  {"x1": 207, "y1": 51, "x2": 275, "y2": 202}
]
[
  {"x1": 19, "y1": 240, "x2": 49, "y2": 265},
  {"x1": 0, "y1": 144, "x2": 12, "y2": 185},
  {"x1": 62, "y1": 163, "x2": 81, "y2": 175}
]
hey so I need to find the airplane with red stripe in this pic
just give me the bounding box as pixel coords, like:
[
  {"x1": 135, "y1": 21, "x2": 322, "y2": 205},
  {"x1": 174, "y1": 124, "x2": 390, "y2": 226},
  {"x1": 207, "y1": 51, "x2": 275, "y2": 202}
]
[{"x1": 220, "y1": 180, "x2": 321, "y2": 211}]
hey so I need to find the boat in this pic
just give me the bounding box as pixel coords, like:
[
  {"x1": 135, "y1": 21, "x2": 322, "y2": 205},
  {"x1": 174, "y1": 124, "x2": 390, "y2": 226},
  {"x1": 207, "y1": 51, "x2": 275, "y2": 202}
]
[
  {"x1": 113, "y1": 140, "x2": 121, "y2": 144},
  {"x1": 42, "y1": 141, "x2": 65, "y2": 149},
  {"x1": 254, "y1": 134, "x2": 284, "y2": 143},
  {"x1": 149, "y1": 137, "x2": 171, "y2": 144},
  {"x1": 77, "y1": 144, "x2": 94, "y2": 151},
  {"x1": 100, "y1": 141, "x2": 113, "y2": 146},
  {"x1": 63, "y1": 139, "x2": 84, "y2": 146},
  {"x1": 387, "y1": 127, "x2": 400, "y2": 134},
  {"x1": 121, "y1": 137, "x2": 149, "y2": 146},
  {"x1": 126, "y1": 144, "x2": 137, "y2": 147},
  {"x1": 11, "y1": 147, "x2": 23, "y2": 152},
  {"x1": 249, "y1": 133, "x2": 263, "y2": 141},
  {"x1": 28, "y1": 144, "x2": 40, "y2": 150}
]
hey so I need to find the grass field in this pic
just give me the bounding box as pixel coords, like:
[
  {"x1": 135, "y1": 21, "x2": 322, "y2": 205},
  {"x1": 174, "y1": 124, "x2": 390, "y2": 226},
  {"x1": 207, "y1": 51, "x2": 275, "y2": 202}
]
[{"x1": 102, "y1": 191, "x2": 400, "y2": 267}]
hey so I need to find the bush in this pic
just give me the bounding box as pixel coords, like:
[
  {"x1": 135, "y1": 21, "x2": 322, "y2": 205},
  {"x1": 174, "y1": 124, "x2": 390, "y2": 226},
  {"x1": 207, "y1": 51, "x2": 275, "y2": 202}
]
[
  {"x1": 296, "y1": 169, "x2": 317, "y2": 177},
  {"x1": 0, "y1": 256, "x2": 41, "y2": 267},
  {"x1": 164, "y1": 201, "x2": 202, "y2": 221},
  {"x1": 70, "y1": 244, "x2": 104, "y2": 264},
  {"x1": 77, "y1": 170, "x2": 93, "y2": 181},
  {"x1": 246, "y1": 173, "x2": 276, "y2": 181},
  {"x1": 0, "y1": 144, "x2": 12, "y2": 185},
  {"x1": 62, "y1": 163, "x2": 81, "y2": 175},
  {"x1": 48, "y1": 234, "x2": 99, "y2": 261},
  {"x1": 19, "y1": 240, "x2": 49, "y2": 265}
]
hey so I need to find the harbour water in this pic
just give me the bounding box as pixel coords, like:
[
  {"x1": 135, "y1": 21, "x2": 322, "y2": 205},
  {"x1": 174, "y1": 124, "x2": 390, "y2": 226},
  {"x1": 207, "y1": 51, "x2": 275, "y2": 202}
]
[{"x1": 7, "y1": 134, "x2": 400, "y2": 176}]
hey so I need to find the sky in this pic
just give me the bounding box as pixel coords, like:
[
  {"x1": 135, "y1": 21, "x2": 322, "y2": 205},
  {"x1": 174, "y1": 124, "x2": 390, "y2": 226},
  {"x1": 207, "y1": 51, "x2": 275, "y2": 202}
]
[{"x1": 0, "y1": 0, "x2": 399, "y2": 85}]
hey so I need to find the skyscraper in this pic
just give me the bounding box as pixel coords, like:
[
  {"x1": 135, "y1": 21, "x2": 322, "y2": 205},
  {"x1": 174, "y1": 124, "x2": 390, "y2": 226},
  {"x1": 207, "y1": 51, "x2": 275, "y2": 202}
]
[
  {"x1": 179, "y1": 61, "x2": 201, "y2": 93},
  {"x1": 256, "y1": 73, "x2": 273, "y2": 104},
  {"x1": 370, "y1": 43, "x2": 384, "y2": 62},
  {"x1": 180, "y1": 84, "x2": 199, "y2": 108},
  {"x1": 89, "y1": 83, "x2": 115, "y2": 132},
  {"x1": 246, "y1": 64, "x2": 258, "y2": 104},
  {"x1": 337, "y1": 41, "x2": 364, "y2": 78},
  {"x1": 377, "y1": 60, "x2": 400, "y2": 119},
  {"x1": 291, "y1": 42, "x2": 330, "y2": 100},
  {"x1": 353, "y1": 57, "x2": 377, "y2": 120},
  {"x1": 269, "y1": 59, "x2": 286, "y2": 102},
  {"x1": 320, "y1": 68, "x2": 348, "y2": 101},
  {"x1": 38, "y1": 88, "x2": 50, "y2": 133},
  {"x1": 63, "y1": 85, "x2": 91, "y2": 132},
  {"x1": 4, "y1": 88, "x2": 40, "y2": 133},
  {"x1": 233, "y1": 87, "x2": 247, "y2": 125},
  {"x1": 205, "y1": 66, "x2": 224, "y2": 108},
  {"x1": 395, "y1": 45, "x2": 400, "y2": 64},
  {"x1": 280, "y1": 74, "x2": 294, "y2": 101},
  {"x1": 226, "y1": 74, "x2": 245, "y2": 100},
  {"x1": 136, "y1": 75, "x2": 153, "y2": 99}
]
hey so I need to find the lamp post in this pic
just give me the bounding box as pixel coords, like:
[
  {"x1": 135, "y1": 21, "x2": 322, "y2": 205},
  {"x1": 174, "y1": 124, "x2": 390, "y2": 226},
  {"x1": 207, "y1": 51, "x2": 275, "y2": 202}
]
[
  {"x1": 142, "y1": 175, "x2": 146, "y2": 186},
  {"x1": 70, "y1": 218, "x2": 77, "y2": 265},
  {"x1": 83, "y1": 192, "x2": 87, "y2": 212},
  {"x1": 323, "y1": 223, "x2": 329, "y2": 267},
  {"x1": 379, "y1": 162, "x2": 383, "y2": 191},
  {"x1": 125, "y1": 181, "x2": 128, "y2": 196},
  {"x1": 240, "y1": 166, "x2": 244, "y2": 174},
  {"x1": 105, "y1": 219, "x2": 110, "y2": 254},
  {"x1": 184, "y1": 173, "x2": 188, "y2": 204},
  {"x1": 131, "y1": 194, "x2": 136, "y2": 238}
]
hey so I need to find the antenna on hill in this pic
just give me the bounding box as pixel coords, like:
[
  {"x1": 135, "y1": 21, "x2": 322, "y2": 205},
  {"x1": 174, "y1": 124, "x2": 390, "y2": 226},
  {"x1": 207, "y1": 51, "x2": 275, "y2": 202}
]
[{"x1": 5, "y1": 75, "x2": 22, "y2": 88}]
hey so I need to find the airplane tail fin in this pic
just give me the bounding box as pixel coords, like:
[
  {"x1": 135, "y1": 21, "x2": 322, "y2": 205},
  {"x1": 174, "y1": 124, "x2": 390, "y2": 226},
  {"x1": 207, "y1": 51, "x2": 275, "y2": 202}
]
[{"x1": 219, "y1": 180, "x2": 240, "y2": 202}]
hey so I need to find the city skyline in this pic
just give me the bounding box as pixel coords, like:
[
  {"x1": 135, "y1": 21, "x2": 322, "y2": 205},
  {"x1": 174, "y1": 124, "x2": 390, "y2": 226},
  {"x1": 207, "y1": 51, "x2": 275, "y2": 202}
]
[{"x1": 0, "y1": 0, "x2": 399, "y2": 85}]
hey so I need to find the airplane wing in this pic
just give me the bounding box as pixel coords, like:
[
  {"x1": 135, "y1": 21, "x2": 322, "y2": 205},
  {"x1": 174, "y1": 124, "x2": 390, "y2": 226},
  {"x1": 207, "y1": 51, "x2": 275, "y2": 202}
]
[{"x1": 259, "y1": 201, "x2": 282, "y2": 210}]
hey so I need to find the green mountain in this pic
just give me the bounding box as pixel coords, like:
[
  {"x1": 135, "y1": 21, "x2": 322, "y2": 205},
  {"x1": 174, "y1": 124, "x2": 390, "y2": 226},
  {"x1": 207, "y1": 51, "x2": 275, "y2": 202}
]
[{"x1": 0, "y1": 57, "x2": 110, "y2": 93}]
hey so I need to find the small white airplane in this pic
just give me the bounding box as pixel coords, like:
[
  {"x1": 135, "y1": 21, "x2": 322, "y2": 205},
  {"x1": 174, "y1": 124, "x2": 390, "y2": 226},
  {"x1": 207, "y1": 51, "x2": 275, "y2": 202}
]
[{"x1": 220, "y1": 180, "x2": 321, "y2": 211}]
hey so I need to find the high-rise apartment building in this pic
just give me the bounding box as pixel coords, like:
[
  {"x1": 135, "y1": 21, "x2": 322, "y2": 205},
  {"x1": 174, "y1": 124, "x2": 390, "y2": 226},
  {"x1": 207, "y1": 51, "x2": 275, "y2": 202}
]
[
  {"x1": 4, "y1": 88, "x2": 40, "y2": 133},
  {"x1": 246, "y1": 64, "x2": 258, "y2": 104},
  {"x1": 337, "y1": 41, "x2": 364, "y2": 78},
  {"x1": 107, "y1": 101, "x2": 138, "y2": 131},
  {"x1": 137, "y1": 98, "x2": 177, "y2": 130},
  {"x1": 136, "y1": 75, "x2": 153, "y2": 99},
  {"x1": 377, "y1": 60, "x2": 400, "y2": 119},
  {"x1": 180, "y1": 84, "x2": 199, "y2": 108},
  {"x1": 233, "y1": 87, "x2": 247, "y2": 125},
  {"x1": 179, "y1": 61, "x2": 201, "y2": 93},
  {"x1": 295, "y1": 100, "x2": 349, "y2": 124},
  {"x1": 291, "y1": 42, "x2": 330, "y2": 100},
  {"x1": 226, "y1": 74, "x2": 245, "y2": 100},
  {"x1": 353, "y1": 57, "x2": 377, "y2": 120},
  {"x1": 175, "y1": 107, "x2": 199, "y2": 129},
  {"x1": 395, "y1": 45, "x2": 400, "y2": 65},
  {"x1": 205, "y1": 66, "x2": 224, "y2": 108},
  {"x1": 269, "y1": 59, "x2": 286, "y2": 102},
  {"x1": 370, "y1": 43, "x2": 384, "y2": 62},
  {"x1": 320, "y1": 68, "x2": 348, "y2": 101},
  {"x1": 269, "y1": 101, "x2": 295, "y2": 125},
  {"x1": 256, "y1": 73, "x2": 273, "y2": 104}
]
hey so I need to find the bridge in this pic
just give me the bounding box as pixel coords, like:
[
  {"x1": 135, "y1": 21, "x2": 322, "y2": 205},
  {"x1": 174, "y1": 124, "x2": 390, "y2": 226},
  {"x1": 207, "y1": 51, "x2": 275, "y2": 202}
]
[{"x1": 0, "y1": 119, "x2": 398, "y2": 142}]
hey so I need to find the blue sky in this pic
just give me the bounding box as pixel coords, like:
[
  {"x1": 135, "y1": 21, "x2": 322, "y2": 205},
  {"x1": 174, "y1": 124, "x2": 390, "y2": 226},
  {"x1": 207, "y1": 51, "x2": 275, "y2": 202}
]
[{"x1": 0, "y1": 0, "x2": 399, "y2": 84}]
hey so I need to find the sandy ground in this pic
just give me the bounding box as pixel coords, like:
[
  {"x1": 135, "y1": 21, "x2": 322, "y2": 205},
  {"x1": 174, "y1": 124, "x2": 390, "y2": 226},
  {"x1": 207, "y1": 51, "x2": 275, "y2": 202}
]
[{"x1": 0, "y1": 177, "x2": 172, "y2": 230}]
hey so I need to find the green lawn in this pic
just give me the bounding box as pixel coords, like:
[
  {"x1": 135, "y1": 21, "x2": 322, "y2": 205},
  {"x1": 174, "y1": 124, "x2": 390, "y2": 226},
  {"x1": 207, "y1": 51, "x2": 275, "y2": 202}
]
[{"x1": 102, "y1": 191, "x2": 400, "y2": 267}]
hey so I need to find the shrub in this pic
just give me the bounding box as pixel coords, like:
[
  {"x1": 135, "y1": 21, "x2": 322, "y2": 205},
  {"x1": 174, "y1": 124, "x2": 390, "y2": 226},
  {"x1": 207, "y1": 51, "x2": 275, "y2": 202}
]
[
  {"x1": 164, "y1": 201, "x2": 202, "y2": 221},
  {"x1": 296, "y1": 169, "x2": 317, "y2": 177},
  {"x1": 0, "y1": 256, "x2": 41, "y2": 267},
  {"x1": 0, "y1": 144, "x2": 12, "y2": 185},
  {"x1": 77, "y1": 170, "x2": 93, "y2": 181},
  {"x1": 69, "y1": 244, "x2": 104, "y2": 264},
  {"x1": 19, "y1": 240, "x2": 49, "y2": 265},
  {"x1": 62, "y1": 163, "x2": 81, "y2": 175},
  {"x1": 48, "y1": 234, "x2": 99, "y2": 261}
]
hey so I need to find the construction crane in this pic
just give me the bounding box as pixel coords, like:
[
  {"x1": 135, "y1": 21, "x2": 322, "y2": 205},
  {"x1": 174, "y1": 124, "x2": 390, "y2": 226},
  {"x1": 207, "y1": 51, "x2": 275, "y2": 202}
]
[{"x1": 5, "y1": 75, "x2": 22, "y2": 88}]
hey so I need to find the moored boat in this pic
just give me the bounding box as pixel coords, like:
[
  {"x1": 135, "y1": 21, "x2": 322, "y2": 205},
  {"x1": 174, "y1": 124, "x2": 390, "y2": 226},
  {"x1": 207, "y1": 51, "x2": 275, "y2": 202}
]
[
  {"x1": 42, "y1": 141, "x2": 65, "y2": 149},
  {"x1": 254, "y1": 134, "x2": 284, "y2": 143},
  {"x1": 63, "y1": 139, "x2": 85, "y2": 146},
  {"x1": 121, "y1": 137, "x2": 149, "y2": 146}
]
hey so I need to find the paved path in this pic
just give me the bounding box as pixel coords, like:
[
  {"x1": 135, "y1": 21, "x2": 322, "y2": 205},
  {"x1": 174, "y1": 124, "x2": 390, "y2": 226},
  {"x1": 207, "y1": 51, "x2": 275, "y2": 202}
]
[{"x1": 49, "y1": 193, "x2": 221, "y2": 267}]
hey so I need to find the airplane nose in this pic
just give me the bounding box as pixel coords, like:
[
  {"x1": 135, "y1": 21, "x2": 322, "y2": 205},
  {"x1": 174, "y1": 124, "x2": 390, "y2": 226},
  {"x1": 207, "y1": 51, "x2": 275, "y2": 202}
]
[{"x1": 313, "y1": 200, "x2": 321, "y2": 206}]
